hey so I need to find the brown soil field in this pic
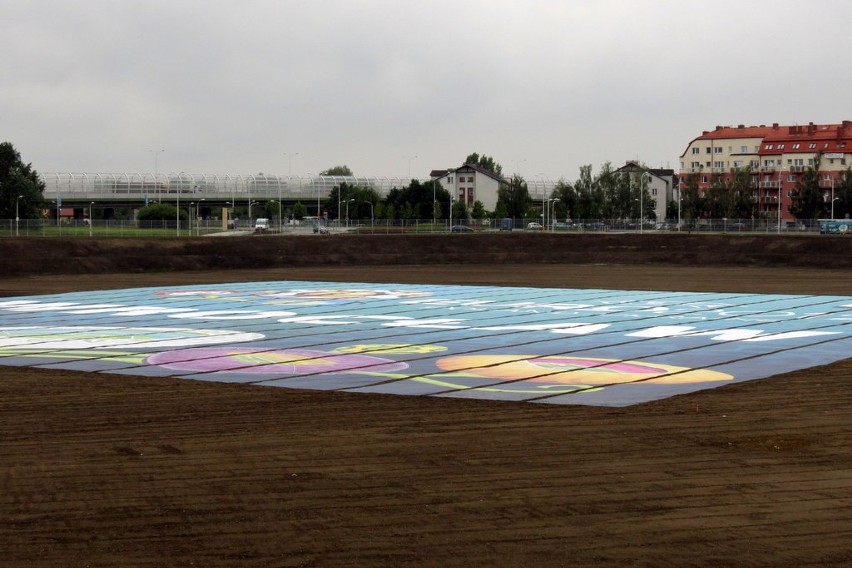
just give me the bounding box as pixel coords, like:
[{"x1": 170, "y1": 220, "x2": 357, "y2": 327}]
[{"x1": 1, "y1": 234, "x2": 851, "y2": 567}]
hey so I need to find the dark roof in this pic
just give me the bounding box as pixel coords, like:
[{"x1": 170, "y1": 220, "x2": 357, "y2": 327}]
[{"x1": 432, "y1": 163, "x2": 507, "y2": 183}]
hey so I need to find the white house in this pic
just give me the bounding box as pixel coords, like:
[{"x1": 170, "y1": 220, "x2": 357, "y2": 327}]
[{"x1": 430, "y1": 163, "x2": 508, "y2": 212}]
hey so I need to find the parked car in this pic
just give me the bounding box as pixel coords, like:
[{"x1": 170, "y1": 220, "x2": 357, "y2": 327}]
[
  {"x1": 451, "y1": 225, "x2": 474, "y2": 233},
  {"x1": 254, "y1": 218, "x2": 270, "y2": 233},
  {"x1": 526, "y1": 222, "x2": 543, "y2": 230}
]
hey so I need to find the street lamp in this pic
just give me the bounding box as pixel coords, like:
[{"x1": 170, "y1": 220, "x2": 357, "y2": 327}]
[
  {"x1": 778, "y1": 169, "x2": 783, "y2": 234},
  {"x1": 367, "y1": 201, "x2": 374, "y2": 232},
  {"x1": 151, "y1": 149, "x2": 164, "y2": 202},
  {"x1": 831, "y1": 177, "x2": 836, "y2": 219},
  {"x1": 449, "y1": 196, "x2": 455, "y2": 230},
  {"x1": 15, "y1": 195, "x2": 22, "y2": 237},
  {"x1": 548, "y1": 198, "x2": 560, "y2": 230},
  {"x1": 639, "y1": 171, "x2": 648, "y2": 234},
  {"x1": 284, "y1": 152, "x2": 299, "y2": 177},
  {"x1": 89, "y1": 201, "x2": 94, "y2": 237},
  {"x1": 345, "y1": 198, "x2": 355, "y2": 230},
  {"x1": 405, "y1": 154, "x2": 418, "y2": 179},
  {"x1": 176, "y1": 172, "x2": 184, "y2": 237}
]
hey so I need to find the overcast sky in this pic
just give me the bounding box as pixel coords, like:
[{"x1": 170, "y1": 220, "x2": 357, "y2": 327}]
[{"x1": 3, "y1": 0, "x2": 851, "y2": 182}]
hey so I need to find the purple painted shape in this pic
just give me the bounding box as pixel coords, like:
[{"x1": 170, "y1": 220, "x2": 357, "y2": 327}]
[{"x1": 145, "y1": 347, "x2": 408, "y2": 375}]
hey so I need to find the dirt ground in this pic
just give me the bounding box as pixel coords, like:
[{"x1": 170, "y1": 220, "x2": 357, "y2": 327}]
[{"x1": 2, "y1": 235, "x2": 852, "y2": 567}]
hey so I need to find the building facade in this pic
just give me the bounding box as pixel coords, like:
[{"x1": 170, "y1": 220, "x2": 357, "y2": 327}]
[
  {"x1": 679, "y1": 121, "x2": 851, "y2": 221},
  {"x1": 615, "y1": 161, "x2": 677, "y2": 223},
  {"x1": 430, "y1": 163, "x2": 507, "y2": 211}
]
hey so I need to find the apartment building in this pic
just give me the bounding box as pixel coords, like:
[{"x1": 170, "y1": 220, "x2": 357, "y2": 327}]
[{"x1": 679, "y1": 121, "x2": 851, "y2": 220}]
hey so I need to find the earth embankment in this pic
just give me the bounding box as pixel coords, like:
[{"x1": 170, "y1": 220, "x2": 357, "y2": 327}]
[{"x1": 2, "y1": 233, "x2": 850, "y2": 277}]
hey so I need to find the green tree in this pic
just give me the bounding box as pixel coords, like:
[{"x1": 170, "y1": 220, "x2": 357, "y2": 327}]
[
  {"x1": 496, "y1": 174, "x2": 531, "y2": 218},
  {"x1": 452, "y1": 199, "x2": 469, "y2": 222},
  {"x1": 320, "y1": 165, "x2": 353, "y2": 176},
  {"x1": 262, "y1": 200, "x2": 280, "y2": 220},
  {"x1": 789, "y1": 154, "x2": 825, "y2": 220},
  {"x1": 292, "y1": 201, "x2": 307, "y2": 220},
  {"x1": 0, "y1": 141, "x2": 46, "y2": 219},
  {"x1": 680, "y1": 174, "x2": 703, "y2": 222},
  {"x1": 464, "y1": 153, "x2": 503, "y2": 176},
  {"x1": 553, "y1": 179, "x2": 578, "y2": 220},
  {"x1": 833, "y1": 167, "x2": 852, "y2": 219},
  {"x1": 573, "y1": 165, "x2": 598, "y2": 219},
  {"x1": 137, "y1": 203, "x2": 186, "y2": 222},
  {"x1": 383, "y1": 179, "x2": 448, "y2": 219},
  {"x1": 470, "y1": 200, "x2": 487, "y2": 220}
]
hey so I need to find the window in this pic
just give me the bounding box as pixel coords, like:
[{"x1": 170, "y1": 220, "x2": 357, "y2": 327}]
[
  {"x1": 792, "y1": 143, "x2": 800, "y2": 149},
  {"x1": 788, "y1": 174, "x2": 795, "y2": 182},
  {"x1": 714, "y1": 147, "x2": 723, "y2": 153},
  {"x1": 692, "y1": 147, "x2": 700, "y2": 154},
  {"x1": 740, "y1": 145, "x2": 749, "y2": 153},
  {"x1": 447, "y1": 176, "x2": 453, "y2": 184},
  {"x1": 765, "y1": 144, "x2": 774, "y2": 150},
  {"x1": 809, "y1": 143, "x2": 817, "y2": 149},
  {"x1": 706, "y1": 147, "x2": 712, "y2": 154},
  {"x1": 713, "y1": 161, "x2": 725, "y2": 169},
  {"x1": 777, "y1": 144, "x2": 784, "y2": 149},
  {"x1": 701, "y1": 176, "x2": 708, "y2": 183}
]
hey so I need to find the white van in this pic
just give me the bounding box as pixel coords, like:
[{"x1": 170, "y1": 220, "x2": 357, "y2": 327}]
[{"x1": 254, "y1": 218, "x2": 270, "y2": 233}]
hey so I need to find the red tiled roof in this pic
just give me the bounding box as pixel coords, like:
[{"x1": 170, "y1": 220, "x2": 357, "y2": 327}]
[{"x1": 684, "y1": 121, "x2": 851, "y2": 157}]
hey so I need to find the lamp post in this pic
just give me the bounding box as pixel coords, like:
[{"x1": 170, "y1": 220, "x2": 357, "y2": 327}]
[
  {"x1": 406, "y1": 154, "x2": 418, "y2": 179},
  {"x1": 536, "y1": 173, "x2": 546, "y2": 227},
  {"x1": 831, "y1": 177, "x2": 836, "y2": 219},
  {"x1": 778, "y1": 170, "x2": 783, "y2": 234},
  {"x1": 345, "y1": 198, "x2": 355, "y2": 230},
  {"x1": 15, "y1": 195, "x2": 22, "y2": 237},
  {"x1": 549, "y1": 198, "x2": 560, "y2": 230},
  {"x1": 89, "y1": 201, "x2": 94, "y2": 237},
  {"x1": 198, "y1": 198, "x2": 205, "y2": 236},
  {"x1": 449, "y1": 197, "x2": 455, "y2": 230},
  {"x1": 639, "y1": 171, "x2": 648, "y2": 234},
  {"x1": 677, "y1": 185, "x2": 681, "y2": 232},
  {"x1": 151, "y1": 149, "x2": 164, "y2": 202},
  {"x1": 367, "y1": 201, "x2": 374, "y2": 233},
  {"x1": 284, "y1": 152, "x2": 298, "y2": 177},
  {"x1": 176, "y1": 172, "x2": 184, "y2": 237}
]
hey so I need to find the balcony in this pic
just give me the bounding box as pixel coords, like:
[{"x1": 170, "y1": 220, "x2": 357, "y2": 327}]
[
  {"x1": 790, "y1": 165, "x2": 805, "y2": 173},
  {"x1": 759, "y1": 181, "x2": 779, "y2": 188},
  {"x1": 760, "y1": 166, "x2": 776, "y2": 173}
]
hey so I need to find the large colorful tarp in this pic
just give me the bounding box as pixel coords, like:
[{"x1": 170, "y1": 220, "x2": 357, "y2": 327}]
[{"x1": 1, "y1": 282, "x2": 850, "y2": 406}]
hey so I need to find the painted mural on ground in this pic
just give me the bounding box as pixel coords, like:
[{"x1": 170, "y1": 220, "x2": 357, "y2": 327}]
[{"x1": 0, "y1": 282, "x2": 850, "y2": 406}]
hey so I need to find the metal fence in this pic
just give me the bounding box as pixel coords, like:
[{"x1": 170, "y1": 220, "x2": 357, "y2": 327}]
[{"x1": 1, "y1": 217, "x2": 843, "y2": 238}]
